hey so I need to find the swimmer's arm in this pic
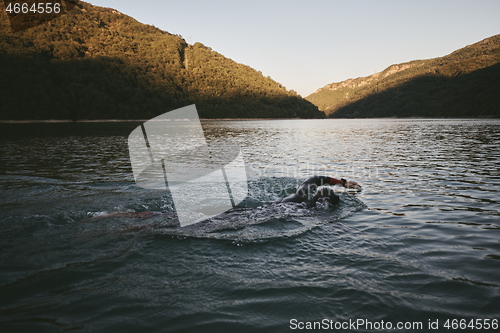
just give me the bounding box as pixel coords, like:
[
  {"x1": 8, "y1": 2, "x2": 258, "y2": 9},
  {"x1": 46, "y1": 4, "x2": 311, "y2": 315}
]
[
  {"x1": 327, "y1": 177, "x2": 344, "y2": 186},
  {"x1": 328, "y1": 177, "x2": 362, "y2": 190}
]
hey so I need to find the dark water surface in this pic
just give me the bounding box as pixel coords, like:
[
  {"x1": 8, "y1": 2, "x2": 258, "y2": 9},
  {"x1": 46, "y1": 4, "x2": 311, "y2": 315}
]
[{"x1": 1, "y1": 119, "x2": 499, "y2": 332}]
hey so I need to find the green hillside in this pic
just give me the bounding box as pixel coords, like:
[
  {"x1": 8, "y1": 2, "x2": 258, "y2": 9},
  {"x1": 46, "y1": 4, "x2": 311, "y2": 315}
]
[
  {"x1": 306, "y1": 35, "x2": 500, "y2": 118},
  {"x1": 0, "y1": 1, "x2": 324, "y2": 120}
]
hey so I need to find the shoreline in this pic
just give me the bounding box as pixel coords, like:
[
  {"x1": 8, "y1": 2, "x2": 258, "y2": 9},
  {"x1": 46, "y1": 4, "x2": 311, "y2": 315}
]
[
  {"x1": 1, "y1": 116, "x2": 499, "y2": 124},
  {"x1": 0, "y1": 118, "x2": 313, "y2": 123}
]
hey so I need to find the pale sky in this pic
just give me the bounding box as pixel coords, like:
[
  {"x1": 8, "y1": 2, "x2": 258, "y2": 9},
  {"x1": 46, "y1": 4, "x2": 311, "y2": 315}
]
[{"x1": 87, "y1": 0, "x2": 500, "y2": 97}]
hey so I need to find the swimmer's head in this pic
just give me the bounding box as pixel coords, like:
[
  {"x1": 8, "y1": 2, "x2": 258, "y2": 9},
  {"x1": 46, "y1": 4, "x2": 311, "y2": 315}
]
[
  {"x1": 316, "y1": 188, "x2": 340, "y2": 206},
  {"x1": 326, "y1": 193, "x2": 340, "y2": 206}
]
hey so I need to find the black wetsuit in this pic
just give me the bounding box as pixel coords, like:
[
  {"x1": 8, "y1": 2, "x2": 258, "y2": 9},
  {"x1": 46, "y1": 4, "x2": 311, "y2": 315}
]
[{"x1": 278, "y1": 176, "x2": 342, "y2": 207}]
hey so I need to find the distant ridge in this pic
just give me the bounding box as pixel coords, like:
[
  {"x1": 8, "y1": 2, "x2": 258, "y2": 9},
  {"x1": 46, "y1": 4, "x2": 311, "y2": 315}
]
[
  {"x1": 0, "y1": 1, "x2": 324, "y2": 120},
  {"x1": 306, "y1": 35, "x2": 500, "y2": 118}
]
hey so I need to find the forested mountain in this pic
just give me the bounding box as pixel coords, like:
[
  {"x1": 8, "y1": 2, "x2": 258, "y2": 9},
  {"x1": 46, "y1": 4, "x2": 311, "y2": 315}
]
[
  {"x1": 0, "y1": 1, "x2": 324, "y2": 120},
  {"x1": 307, "y1": 35, "x2": 500, "y2": 118}
]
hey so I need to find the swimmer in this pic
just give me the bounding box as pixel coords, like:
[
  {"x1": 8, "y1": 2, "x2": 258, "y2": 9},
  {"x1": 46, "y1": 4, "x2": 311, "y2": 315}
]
[
  {"x1": 277, "y1": 176, "x2": 361, "y2": 207},
  {"x1": 83, "y1": 176, "x2": 361, "y2": 224}
]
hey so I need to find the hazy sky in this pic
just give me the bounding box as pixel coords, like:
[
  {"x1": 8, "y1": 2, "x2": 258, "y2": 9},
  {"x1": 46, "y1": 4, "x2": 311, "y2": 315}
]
[{"x1": 87, "y1": 0, "x2": 500, "y2": 96}]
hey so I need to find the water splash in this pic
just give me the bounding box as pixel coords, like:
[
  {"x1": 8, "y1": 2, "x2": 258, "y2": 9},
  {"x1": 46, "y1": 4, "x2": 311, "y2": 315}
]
[{"x1": 96, "y1": 192, "x2": 367, "y2": 244}]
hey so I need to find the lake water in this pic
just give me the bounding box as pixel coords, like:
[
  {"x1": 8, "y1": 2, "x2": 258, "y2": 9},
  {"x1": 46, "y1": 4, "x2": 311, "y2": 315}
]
[{"x1": 1, "y1": 119, "x2": 499, "y2": 332}]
